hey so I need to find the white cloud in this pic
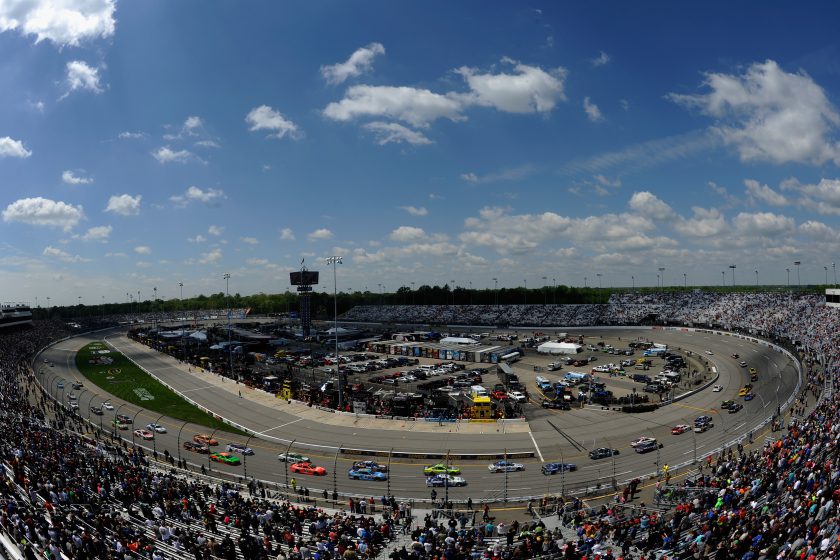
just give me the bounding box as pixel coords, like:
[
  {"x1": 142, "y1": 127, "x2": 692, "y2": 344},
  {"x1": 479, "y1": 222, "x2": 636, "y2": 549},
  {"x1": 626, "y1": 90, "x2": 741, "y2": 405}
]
[
  {"x1": 240, "y1": 236, "x2": 259, "y2": 245},
  {"x1": 321, "y1": 42, "x2": 385, "y2": 85},
  {"x1": 2, "y1": 197, "x2": 84, "y2": 230},
  {"x1": 170, "y1": 186, "x2": 225, "y2": 206},
  {"x1": 152, "y1": 146, "x2": 196, "y2": 164},
  {"x1": 187, "y1": 234, "x2": 206, "y2": 243},
  {"x1": 0, "y1": 136, "x2": 32, "y2": 158},
  {"x1": 62, "y1": 170, "x2": 92, "y2": 185},
  {"x1": 105, "y1": 194, "x2": 141, "y2": 216},
  {"x1": 783, "y1": 177, "x2": 840, "y2": 215},
  {"x1": 247, "y1": 258, "x2": 269, "y2": 266},
  {"x1": 591, "y1": 51, "x2": 611, "y2": 67},
  {"x1": 583, "y1": 97, "x2": 603, "y2": 122},
  {"x1": 744, "y1": 179, "x2": 788, "y2": 206},
  {"x1": 195, "y1": 139, "x2": 220, "y2": 148},
  {"x1": 134, "y1": 245, "x2": 151, "y2": 255},
  {"x1": 118, "y1": 131, "x2": 145, "y2": 140},
  {"x1": 390, "y1": 226, "x2": 426, "y2": 243},
  {"x1": 64, "y1": 60, "x2": 103, "y2": 95},
  {"x1": 323, "y1": 85, "x2": 465, "y2": 128},
  {"x1": 42, "y1": 245, "x2": 89, "y2": 262},
  {"x1": 135, "y1": 261, "x2": 151, "y2": 268},
  {"x1": 0, "y1": 0, "x2": 116, "y2": 47},
  {"x1": 208, "y1": 225, "x2": 224, "y2": 236},
  {"x1": 280, "y1": 228, "x2": 295, "y2": 241},
  {"x1": 733, "y1": 211, "x2": 795, "y2": 237},
  {"x1": 455, "y1": 58, "x2": 567, "y2": 114},
  {"x1": 399, "y1": 205, "x2": 428, "y2": 216},
  {"x1": 669, "y1": 60, "x2": 840, "y2": 165},
  {"x1": 460, "y1": 206, "x2": 573, "y2": 254},
  {"x1": 628, "y1": 191, "x2": 675, "y2": 220},
  {"x1": 673, "y1": 207, "x2": 727, "y2": 238},
  {"x1": 308, "y1": 228, "x2": 334, "y2": 241},
  {"x1": 245, "y1": 105, "x2": 302, "y2": 140},
  {"x1": 184, "y1": 116, "x2": 202, "y2": 133},
  {"x1": 460, "y1": 172, "x2": 478, "y2": 183},
  {"x1": 80, "y1": 225, "x2": 111, "y2": 241},
  {"x1": 362, "y1": 121, "x2": 432, "y2": 145},
  {"x1": 198, "y1": 248, "x2": 222, "y2": 264}
]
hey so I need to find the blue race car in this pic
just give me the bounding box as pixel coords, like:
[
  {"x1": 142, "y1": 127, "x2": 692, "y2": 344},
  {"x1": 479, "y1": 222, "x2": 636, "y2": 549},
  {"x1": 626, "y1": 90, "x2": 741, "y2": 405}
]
[
  {"x1": 426, "y1": 474, "x2": 467, "y2": 487},
  {"x1": 348, "y1": 467, "x2": 388, "y2": 481},
  {"x1": 541, "y1": 462, "x2": 577, "y2": 475}
]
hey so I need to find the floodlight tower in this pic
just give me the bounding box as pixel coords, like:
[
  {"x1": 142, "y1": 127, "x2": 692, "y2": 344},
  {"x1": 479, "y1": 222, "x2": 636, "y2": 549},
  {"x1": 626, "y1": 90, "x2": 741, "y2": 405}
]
[{"x1": 290, "y1": 260, "x2": 319, "y2": 338}]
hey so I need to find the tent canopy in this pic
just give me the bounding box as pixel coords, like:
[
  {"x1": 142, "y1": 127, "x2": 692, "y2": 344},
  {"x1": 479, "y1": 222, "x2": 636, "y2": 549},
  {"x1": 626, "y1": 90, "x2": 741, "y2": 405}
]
[{"x1": 537, "y1": 342, "x2": 582, "y2": 355}]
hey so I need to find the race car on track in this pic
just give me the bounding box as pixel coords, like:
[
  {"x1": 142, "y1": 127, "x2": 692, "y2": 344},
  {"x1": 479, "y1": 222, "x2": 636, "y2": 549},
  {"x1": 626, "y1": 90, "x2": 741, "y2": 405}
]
[
  {"x1": 290, "y1": 462, "x2": 327, "y2": 476},
  {"x1": 111, "y1": 420, "x2": 129, "y2": 430},
  {"x1": 133, "y1": 429, "x2": 154, "y2": 440},
  {"x1": 426, "y1": 474, "x2": 467, "y2": 487},
  {"x1": 721, "y1": 400, "x2": 735, "y2": 409},
  {"x1": 116, "y1": 414, "x2": 132, "y2": 424},
  {"x1": 671, "y1": 424, "x2": 691, "y2": 435},
  {"x1": 348, "y1": 468, "x2": 388, "y2": 481},
  {"x1": 278, "y1": 452, "x2": 311, "y2": 463},
  {"x1": 728, "y1": 403, "x2": 743, "y2": 413},
  {"x1": 488, "y1": 460, "x2": 524, "y2": 472},
  {"x1": 193, "y1": 434, "x2": 219, "y2": 446},
  {"x1": 90, "y1": 406, "x2": 103, "y2": 415},
  {"x1": 541, "y1": 462, "x2": 577, "y2": 475},
  {"x1": 712, "y1": 385, "x2": 723, "y2": 392},
  {"x1": 210, "y1": 452, "x2": 241, "y2": 465},
  {"x1": 589, "y1": 448, "x2": 620, "y2": 460},
  {"x1": 423, "y1": 463, "x2": 461, "y2": 476},
  {"x1": 183, "y1": 441, "x2": 209, "y2": 454},
  {"x1": 226, "y1": 443, "x2": 254, "y2": 455},
  {"x1": 743, "y1": 393, "x2": 755, "y2": 401},
  {"x1": 630, "y1": 436, "x2": 657, "y2": 448},
  {"x1": 146, "y1": 423, "x2": 167, "y2": 433},
  {"x1": 352, "y1": 460, "x2": 388, "y2": 472}
]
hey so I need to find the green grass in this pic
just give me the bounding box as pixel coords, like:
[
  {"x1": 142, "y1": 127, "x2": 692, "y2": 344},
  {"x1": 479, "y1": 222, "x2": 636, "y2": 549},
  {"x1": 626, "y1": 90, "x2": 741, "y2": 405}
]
[{"x1": 75, "y1": 342, "x2": 247, "y2": 435}]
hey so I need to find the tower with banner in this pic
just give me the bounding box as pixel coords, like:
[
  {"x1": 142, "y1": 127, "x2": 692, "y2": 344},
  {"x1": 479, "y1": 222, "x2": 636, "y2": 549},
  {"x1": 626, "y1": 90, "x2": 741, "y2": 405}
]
[{"x1": 290, "y1": 260, "x2": 319, "y2": 337}]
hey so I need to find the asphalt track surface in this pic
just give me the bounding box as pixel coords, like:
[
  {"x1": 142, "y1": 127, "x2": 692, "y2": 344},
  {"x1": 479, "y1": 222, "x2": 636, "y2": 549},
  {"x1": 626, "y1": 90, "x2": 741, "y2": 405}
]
[{"x1": 35, "y1": 327, "x2": 799, "y2": 503}]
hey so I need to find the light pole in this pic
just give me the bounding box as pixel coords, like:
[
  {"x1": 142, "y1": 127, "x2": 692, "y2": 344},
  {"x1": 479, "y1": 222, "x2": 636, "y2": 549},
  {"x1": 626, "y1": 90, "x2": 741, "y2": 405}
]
[
  {"x1": 552, "y1": 277, "x2": 556, "y2": 304},
  {"x1": 786, "y1": 268, "x2": 790, "y2": 288},
  {"x1": 224, "y1": 273, "x2": 233, "y2": 380},
  {"x1": 834, "y1": 263, "x2": 837, "y2": 287},
  {"x1": 326, "y1": 256, "x2": 344, "y2": 411},
  {"x1": 721, "y1": 271, "x2": 725, "y2": 286},
  {"x1": 411, "y1": 281, "x2": 415, "y2": 305},
  {"x1": 584, "y1": 276, "x2": 587, "y2": 288},
  {"x1": 523, "y1": 279, "x2": 527, "y2": 305},
  {"x1": 631, "y1": 275, "x2": 635, "y2": 290},
  {"x1": 451, "y1": 280, "x2": 455, "y2": 305},
  {"x1": 658, "y1": 267, "x2": 665, "y2": 288},
  {"x1": 794, "y1": 261, "x2": 801, "y2": 288},
  {"x1": 755, "y1": 269, "x2": 758, "y2": 287},
  {"x1": 729, "y1": 264, "x2": 736, "y2": 286},
  {"x1": 541, "y1": 276, "x2": 547, "y2": 304},
  {"x1": 469, "y1": 280, "x2": 473, "y2": 304},
  {"x1": 825, "y1": 266, "x2": 829, "y2": 286},
  {"x1": 492, "y1": 278, "x2": 498, "y2": 305}
]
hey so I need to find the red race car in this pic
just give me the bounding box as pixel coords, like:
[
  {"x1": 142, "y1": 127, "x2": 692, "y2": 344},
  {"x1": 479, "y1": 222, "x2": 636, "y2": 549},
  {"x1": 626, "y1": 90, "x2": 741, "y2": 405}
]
[{"x1": 290, "y1": 462, "x2": 327, "y2": 476}]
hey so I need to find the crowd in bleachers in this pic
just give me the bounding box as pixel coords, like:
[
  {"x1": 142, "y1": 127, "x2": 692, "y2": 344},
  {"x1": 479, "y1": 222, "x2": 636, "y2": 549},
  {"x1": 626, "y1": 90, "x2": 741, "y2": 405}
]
[{"x1": 3, "y1": 291, "x2": 840, "y2": 558}]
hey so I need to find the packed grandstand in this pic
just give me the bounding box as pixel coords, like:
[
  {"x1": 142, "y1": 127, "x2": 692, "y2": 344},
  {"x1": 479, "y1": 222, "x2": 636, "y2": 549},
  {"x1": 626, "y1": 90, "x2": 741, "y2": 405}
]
[{"x1": 0, "y1": 291, "x2": 837, "y2": 559}]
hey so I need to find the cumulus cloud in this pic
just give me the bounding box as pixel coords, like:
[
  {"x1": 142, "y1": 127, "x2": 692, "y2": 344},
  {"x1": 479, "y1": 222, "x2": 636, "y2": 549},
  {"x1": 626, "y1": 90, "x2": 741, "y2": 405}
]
[
  {"x1": 591, "y1": 51, "x2": 611, "y2": 67},
  {"x1": 0, "y1": 136, "x2": 32, "y2": 158},
  {"x1": 80, "y1": 225, "x2": 111, "y2": 241},
  {"x1": 399, "y1": 205, "x2": 428, "y2": 216},
  {"x1": 152, "y1": 146, "x2": 198, "y2": 164},
  {"x1": 628, "y1": 191, "x2": 675, "y2": 220},
  {"x1": 42, "y1": 245, "x2": 89, "y2": 262},
  {"x1": 669, "y1": 60, "x2": 840, "y2": 165},
  {"x1": 170, "y1": 186, "x2": 225, "y2": 206},
  {"x1": 390, "y1": 226, "x2": 426, "y2": 243},
  {"x1": 134, "y1": 245, "x2": 151, "y2": 255},
  {"x1": 744, "y1": 179, "x2": 788, "y2": 206},
  {"x1": 673, "y1": 207, "x2": 727, "y2": 238},
  {"x1": 246, "y1": 105, "x2": 302, "y2": 140},
  {"x1": 321, "y1": 42, "x2": 385, "y2": 85},
  {"x1": 105, "y1": 194, "x2": 141, "y2": 216},
  {"x1": 782, "y1": 177, "x2": 840, "y2": 216},
  {"x1": 62, "y1": 170, "x2": 92, "y2": 185},
  {"x1": 240, "y1": 236, "x2": 258, "y2": 245},
  {"x1": 118, "y1": 131, "x2": 145, "y2": 140},
  {"x1": 733, "y1": 211, "x2": 795, "y2": 237},
  {"x1": 460, "y1": 172, "x2": 478, "y2": 183},
  {"x1": 455, "y1": 58, "x2": 567, "y2": 114},
  {"x1": 324, "y1": 85, "x2": 465, "y2": 128},
  {"x1": 2, "y1": 197, "x2": 84, "y2": 230},
  {"x1": 197, "y1": 248, "x2": 222, "y2": 264},
  {"x1": 583, "y1": 97, "x2": 603, "y2": 122},
  {"x1": 187, "y1": 235, "x2": 206, "y2": 243},
  {"x1": 307, "y1": 228, "x2": 334, "y2": 241},
  {"x1": 362, "y1": 121, "x2": 432, "y2": 145},
  {"x1": 0, "y1": 0, "x2": 116, "y2": 47},
  {"x1": 63, "y1": 61, "x2": 103, "y2": 97},
  {"x1": 208, "y1": 225, "x2": 224, "y2": 236}
]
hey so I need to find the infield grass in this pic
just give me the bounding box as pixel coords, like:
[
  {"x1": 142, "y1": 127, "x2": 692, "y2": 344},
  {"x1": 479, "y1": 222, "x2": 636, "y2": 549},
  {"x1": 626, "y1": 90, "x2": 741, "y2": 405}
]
[{"x1": 75, "y1": 342, "x2": 246, "y2": 435}]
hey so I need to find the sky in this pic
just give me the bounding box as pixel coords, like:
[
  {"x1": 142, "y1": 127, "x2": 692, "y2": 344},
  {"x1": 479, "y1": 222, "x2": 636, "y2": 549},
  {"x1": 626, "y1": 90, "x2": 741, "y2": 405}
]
[{"x1": 3, "y1": 1, "x2": 840, "y2": 306}]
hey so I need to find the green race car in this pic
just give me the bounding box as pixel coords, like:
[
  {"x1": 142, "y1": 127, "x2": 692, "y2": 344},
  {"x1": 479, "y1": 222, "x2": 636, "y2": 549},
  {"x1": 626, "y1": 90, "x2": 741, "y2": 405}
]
[
  {"x1": 209, "y1": 452, "x2": 241, "y2": 465},
  {"x1": 423, "y1": 463, "x2": 461, "y2": 476}
]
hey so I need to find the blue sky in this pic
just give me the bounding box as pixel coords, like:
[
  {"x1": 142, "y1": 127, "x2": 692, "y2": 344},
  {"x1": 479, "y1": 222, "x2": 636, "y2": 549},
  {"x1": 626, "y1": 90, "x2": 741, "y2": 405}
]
[{"x1": 3, "y1": 1, "x2": 840, "y2": 305}]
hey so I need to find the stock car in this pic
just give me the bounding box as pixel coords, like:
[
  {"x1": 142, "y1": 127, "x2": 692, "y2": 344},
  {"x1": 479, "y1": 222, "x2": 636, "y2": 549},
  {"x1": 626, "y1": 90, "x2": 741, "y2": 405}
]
[
  {"x1": 352, "y1": 460, "x2": 388, "y2": 472},
  {"x1": 488, "y1": 460, "x2": 524, "y2": 473},
  {"x1": 541, "y1": 462, "x2": 577, "y2": 475},
  {"x1": 423, "y1": 463, "x2": 461, "y2": 476},
  {"x1": 426, "y1": 474, "x2": 467, "y2": 487},
  {"x1": 278, "y1": 452, "x2": 311, "y2": 463},
  {"x1": 146, "y1": 423, "x2": 167, "y2": 433},
  {"x1": 226, "y1": 443, "x2": 254, "y2": 455},
  {"x1": 671, "y1": 424, "x2": 691, "y2": 435},
  {"x1": 728, "y1": 403, "x2": 744, "y2": 413},
  {"x1": 348, "y1": 467, "x2": 388, "y2": 481},
  {"x1": 290, "y1": 462, "x2": 327, "y2": 476},
  {"x1": 193, "y1": 434, "x2": 219, "y2": 446},
  {"x1": 630, "y1": 436, "x2": 657, "y2": 448},
  {"x1": 744, "y1": 393, "x2": 755, "y2": 401},
  {"x1": 542, "y1": 399, "x2": 571, "y2": 409},
  {"x1": 712, "y1": 385, "x2": 723, "y2": 392},
  {"x1": 183, "y1": 441, "x2": 209, "y2": 454},
  {"x1": 90, "y1": 406, "x2": 103, "y2": 416},
  {"x1": 111, "y1": 420, "x2": 129, "y2": 430},
  {"x1": 721, "y1": 400, "x2": 735, "y2": 410},
  {"x1": 210, "y1": 452, "x2": 241, "y2": 465},
  {"x1": 133, "y1": 429, "x2": 154, "y2": 440},
  {"x1": 103, "y1": 402, "x2": 114, "y2": 411},
  {"x1": 116, "y1": 414, "x2": 132, "y2": 424},
  {"x1": 589, "y1": 448, "x2": 620, "y2": 460}
]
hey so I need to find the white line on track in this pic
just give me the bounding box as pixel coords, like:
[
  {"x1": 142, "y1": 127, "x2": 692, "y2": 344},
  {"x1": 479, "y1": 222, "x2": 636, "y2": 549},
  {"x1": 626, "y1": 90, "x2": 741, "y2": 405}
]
[
  {"x1": 257, "y1": 418, "x2": 304, "y2": 435},
  {"x1": 180, "y1": 384, "x2": 220, "y2": 393},
  {"x1": 731, "y1": 422, "x2": 745, "y2": 432},
  {"x1": 529, "y1": 432, "x2": 545, "y2": 462}
]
